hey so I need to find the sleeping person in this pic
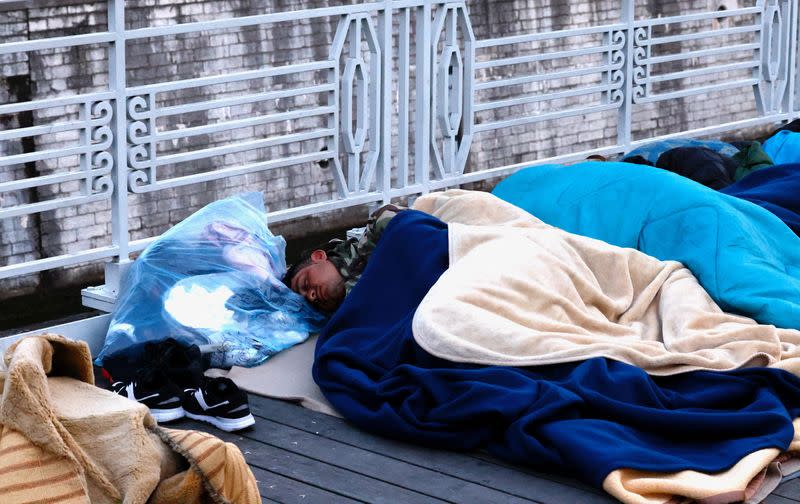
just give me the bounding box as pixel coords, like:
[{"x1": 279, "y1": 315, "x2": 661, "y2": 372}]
[
  {"x1": 290, "y1": 185, "x2": 800, "y2": 375},
  {"x1": 311, "y1": 189, "x2": 800, "y2": 504},
  {"x1": 284, "y1": 204, "x2": 405, "y2": 312}
]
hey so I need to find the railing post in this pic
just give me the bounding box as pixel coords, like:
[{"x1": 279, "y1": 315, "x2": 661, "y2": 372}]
[
  {"x1": 791, "y1": 0, "x2": 799, "y2": 116},
  {"x1": 83, "y1": 0, "x2": 130, "y2": 310},
  {"x1": 378, "y1": 0, "x2": 393, "y2": 204},
  {"x1": 107, "y1": 0, "x2": 132, "y2": 292},
  {"x1": 415, "y1": 0, "x2": 432, "y2": 194},
  {"x1": 397, "y1": 8, "x2": 411, "y2": 191},
  {"x1": 618, "y1": 0, "x2": 635, "y2": 150}
]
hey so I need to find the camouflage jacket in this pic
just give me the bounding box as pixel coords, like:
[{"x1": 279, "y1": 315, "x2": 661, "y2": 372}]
[{"x1": 326, "y1": 204, "x2": 405, "y2": 295}]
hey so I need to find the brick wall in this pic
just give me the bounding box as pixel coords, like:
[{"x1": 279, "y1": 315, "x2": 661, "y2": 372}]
[
  {"x1": 0, "y1": 0, "x2": 769, "y2": 305},
  {"x1": 1, "y1": 8, "x2": 43, "y2": 297}
]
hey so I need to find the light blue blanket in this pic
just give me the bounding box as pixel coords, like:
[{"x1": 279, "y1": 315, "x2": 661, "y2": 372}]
[
  {"x1": 492, "y1": 161, "x2": 800, "y2": 329},
  {"x1": 764, "y1": 130, "x2": 800, "y2": 165}
]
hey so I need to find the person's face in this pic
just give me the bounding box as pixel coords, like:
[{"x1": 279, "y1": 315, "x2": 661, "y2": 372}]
[{"x1": 290, "y1": 250, "x2": 346, "y2": 313}]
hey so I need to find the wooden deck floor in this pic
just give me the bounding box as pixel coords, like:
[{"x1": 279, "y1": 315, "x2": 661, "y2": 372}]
[{"x1": 172, "y1": 395, "x2": 800, "y2": 504}]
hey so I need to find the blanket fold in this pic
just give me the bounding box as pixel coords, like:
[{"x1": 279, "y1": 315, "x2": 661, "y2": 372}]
[
  {"x1": 721, "y1": 163, "x2": 800, "y2": 236},
  {"x1": 0, "y1": 333, "x2": 259, "y2": 504},
  {"x1": 412, "y1": 190, "x2": 800, "y2": 375},
  {"x1": 491, "y1": 162, "x2": 800, "y2": 329}
]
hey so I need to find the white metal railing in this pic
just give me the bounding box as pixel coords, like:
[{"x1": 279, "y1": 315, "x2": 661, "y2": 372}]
[{"x1": 0, "y1": 0, "x2": 798, "y2": 315}]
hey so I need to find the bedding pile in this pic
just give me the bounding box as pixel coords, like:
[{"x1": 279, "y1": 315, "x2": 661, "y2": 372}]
[
  {"x1": 412, "y1": 190, "x2": 800, "y2": 374},
  {"x1": 618, "y1": 130, "x2": 800, "y2": 236},
  {"x1": 721, "y1": 163, "x2": 800, "y2": 236},
  {"x1": 0, "y1": 334, "x2": 260, "y2": 504},
  {"x1": 491, "y1": 161, "x2": 800, "y2": 329},
  {"x1": 310, "y1": 124, "x2": 800, "y2": 502},
  {"x1": 313, "y1": 204, "x2": 800, "y2": 503}
]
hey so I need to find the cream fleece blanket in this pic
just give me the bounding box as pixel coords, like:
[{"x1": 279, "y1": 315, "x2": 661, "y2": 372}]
[
  {"x1": 412, "y1": 190, "x2": 800, "y2": 376},
  {"x1": 0, "y1": 334, "x2": 259, "y2": 504}
]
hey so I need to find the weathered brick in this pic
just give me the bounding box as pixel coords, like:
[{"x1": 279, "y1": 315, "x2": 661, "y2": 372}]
[
  {"x1": 27, "y1": 19, "x2": 47, "y2": 32},
  {"x1": 0, "y1": 0, "x2": 769, "y2": 302},
  {"x1": 62, "y1": 213, "x2": 95, "y2": 231},
  {"x1": 81, "y1": 224, "x2": 107, "y2": 239}
]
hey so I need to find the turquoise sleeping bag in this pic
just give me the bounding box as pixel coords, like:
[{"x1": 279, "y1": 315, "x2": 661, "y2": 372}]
[
  {"x1": 763, "y1": 130, "x2": 800, "y2": 165},
  {"x1": 492, "y1": 161, "x2": 800, "y2": 329}
]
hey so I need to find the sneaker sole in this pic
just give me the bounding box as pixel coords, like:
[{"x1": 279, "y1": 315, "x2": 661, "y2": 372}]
[
  {"x1": 150, "y1": 406, "x2": 186, "y2": 423},
  {"x1": 185, "y1": 411, "x2": 256, "y2": 432}
]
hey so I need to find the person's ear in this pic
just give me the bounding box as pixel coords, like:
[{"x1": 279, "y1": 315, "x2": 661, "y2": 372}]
[{"x1": 310, "y1": 249, "x2": 328, "y2": 263}]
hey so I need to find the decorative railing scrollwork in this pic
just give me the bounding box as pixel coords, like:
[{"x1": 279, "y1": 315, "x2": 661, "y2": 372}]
[
  {"x1": 126, "y1": 94, "x2": 157, "y2": 193},
  {"x1": 127, "y1": 96, "x2": 149, "y2": 121},
  {"x1": 91, "y1": 151, "x2": 113, "y2": 171},
  {"x1": 609, "y1": 70, "x2": 626, "y2": 104},
  {"x1": 632, "y1": 46, "x2": 647, "y2": 67},
  {"x1": 81, "y1": 99, "x2": 115, "y2": 197},
  {"x1": 127, "y1": 144, "x2": 152, "y2": 171},
  {"x1": 91, "y1": 174, "x2": 114, "y2": 195},
  {"x1": 633, "y1": 27, "x2": 648, "y2": 46},
  {"x1": 127, "y1": 168, "x2": 150, "y2": 193},
  {"x1": 756, "y1": 0, "x2": 791, "y2": 113},
  {"x1": 329, "y1": 14, "x2": 382, "y2": 196},
  {"x1": 602, "y1": 31, "x2": 627, "y2": 105},
  {"x1": 430, "y1": 3, "x2": 475, "y2": 179},
  {"x1": 631, "y1": 28, "x2": 649, "y2": 104},
  {"x1": 610, "y1": 29, "x2": 626, "y2": 49},
  {"x1": 89, "y1": 100, "x2": 113, "y2": 125},
  {"x1": 632, "y1": 66, "x2": 647, "y2": 102}
]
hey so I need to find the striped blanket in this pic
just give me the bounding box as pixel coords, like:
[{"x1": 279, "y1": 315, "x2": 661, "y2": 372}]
[{"x1": 0, "y1": 334, "x2": 259, "y2": 504}]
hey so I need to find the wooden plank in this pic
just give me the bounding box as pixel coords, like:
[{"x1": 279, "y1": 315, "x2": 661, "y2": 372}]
[
  {"x1": 171, "y1": 418, "x2": 447, "y2": 504},
  {"x1": 773, "y1": 478, "x2": 800, "y2": 501},
  {"x1": 247, "y1": 463, "x2": 361, "y2": 504},
  {"x1": 247, "y1": 395, "x2": 614, "y2": 503},
  {"x1": 468, "y1": 451, "x2": 613, "y2": 497},
  {"x1": 765, "y1": 495, "x2": 800, "y2": 504},
  {"x1": 215, "y1": 413, "x2": 539, "y2": 503},
  {"x1": 172, "y1": 418, "x2": 359, "y2": 504}
]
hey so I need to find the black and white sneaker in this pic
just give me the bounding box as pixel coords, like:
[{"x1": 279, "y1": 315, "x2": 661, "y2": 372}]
[
  {"x1": 111, "y1": 367, "x2": 185, "y2": 423},
  {"x1": 150, "y1": 338, "x2": 204, "y2": 391},
  {"x1": 183, "y1": 377, "x2": 255, "y2": 432}
]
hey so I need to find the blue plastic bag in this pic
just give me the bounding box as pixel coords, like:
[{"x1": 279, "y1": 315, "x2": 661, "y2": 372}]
[
  {"x1": 622, "y1": 138, "x2": 739, "y2": 163},
  {"x1": 95, "y1": 193, "x2": 326, "y2": 368}
]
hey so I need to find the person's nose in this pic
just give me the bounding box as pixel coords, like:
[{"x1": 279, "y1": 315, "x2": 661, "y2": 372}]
[{"x1": 307, "y1": 288, "x2": 317, "y2": 303}]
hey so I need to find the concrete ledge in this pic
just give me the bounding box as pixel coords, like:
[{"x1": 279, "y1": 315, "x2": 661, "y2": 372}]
[
  {"x1": 82, "y1": 285, "x2": 118, "y2": 313},
  {"x1": 0, "y1": 313, "x2": 111, "y2": 356}
]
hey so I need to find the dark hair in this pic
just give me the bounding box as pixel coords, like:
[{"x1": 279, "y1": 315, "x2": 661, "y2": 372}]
[
  {"x1": 283, "y1": 251, "x2": 314, "y2": 288},
  {"x1": 283, "y1": 240, "x2": 341, "y2": 288}
]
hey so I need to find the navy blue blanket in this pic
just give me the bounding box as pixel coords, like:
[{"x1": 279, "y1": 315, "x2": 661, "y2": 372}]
[
  {"x1": 721, "y1": 164, "x2": 800, "y2": 236},
  {"x1": 313, "y1": 210, "x2": 800, "y2": 488}
]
